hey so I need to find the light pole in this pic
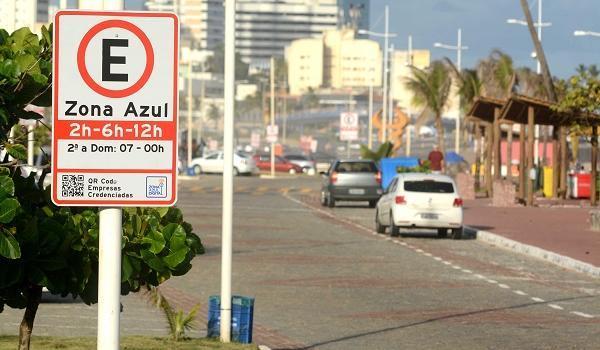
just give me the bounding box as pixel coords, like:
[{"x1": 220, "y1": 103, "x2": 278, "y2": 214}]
[
  {"x1": 574, "y1": 30, "x2": 600, "y2": 38},
  {"x1": 507, "y1": 0, "x2": 551, "y2": 165},
  {"x1": 434, "y1": 28, "x2": 468, "y2": 154},
  {"x1": 358, "y1": 5, "x2": 396, "y2": 144}
]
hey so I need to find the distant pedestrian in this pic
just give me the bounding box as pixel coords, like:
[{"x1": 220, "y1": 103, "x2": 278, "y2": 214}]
[{"x1": 428, "y1": 145, "x2": 444, "y2": 174}]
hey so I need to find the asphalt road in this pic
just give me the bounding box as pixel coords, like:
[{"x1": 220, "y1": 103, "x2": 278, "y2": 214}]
[{"x1": 167, "y1": 174, "x2": 600, "y2": 350}]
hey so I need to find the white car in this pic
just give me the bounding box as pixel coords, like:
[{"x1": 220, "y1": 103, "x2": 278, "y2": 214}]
[
  {"x1": 375, "y1": 173, "x2": 463, "y2": 239},
  {"x1": 190, "y1": 151, "x2": 257, "y2": 176}
]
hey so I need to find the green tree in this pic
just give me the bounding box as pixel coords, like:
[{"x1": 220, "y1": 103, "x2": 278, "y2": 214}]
[
  {"x1": 0, "y1": 27, "x2": 204, "y2": 350},
  {"x1": 360, "y1": 141, "x2": 394, "y2": 162},
  {"x1": 405, "y1": 61, "x2": 452, "y2": 155},
  {"x1": 206, "y1": 42, "x2": 249, "y2": 80}
]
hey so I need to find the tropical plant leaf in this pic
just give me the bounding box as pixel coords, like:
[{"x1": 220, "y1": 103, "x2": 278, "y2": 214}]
[
  {"x1": 0, "y1": 230, "x2": 20, "y2": 259},
  {"x1": 0, "y1": 198, "x2": 19, "y2": 223},
  {"x1": 4, "y1": 143, "x2": 27, "y2": 160}
]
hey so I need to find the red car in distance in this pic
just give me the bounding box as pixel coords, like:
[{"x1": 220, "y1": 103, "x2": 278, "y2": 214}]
[{"x1": 253, "y1": 154, "x2": 303, "y2": 174}]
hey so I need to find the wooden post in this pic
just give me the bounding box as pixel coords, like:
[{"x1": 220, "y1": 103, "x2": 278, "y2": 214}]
[
  {"x1": 474, "y1": 122, "x2": 482, "y2": 191},
  {"x1": 485, "y1": 124, "x2": 493, "y2": 197},
  {"x1": 552, "y1": 126, "x2": 560, "y2": 199},
  {"x1": 519, "y1": 124, "x2": 526, "y2": 200},
  {"x1": 559, "y1": 127, "x2": 568, "y2": 199},
  {"x1": 493, "y1": 108, "x2": 502, "y2": 180},
  {"x1": 527, "y1": 107, "x2": 535, "y2": 206},
  {"x1": 506, "y1": 124, "x2": 513, "y2": 182},
  {"x1": 592, "y1": 126, "x2": 598, "y2": 206}
]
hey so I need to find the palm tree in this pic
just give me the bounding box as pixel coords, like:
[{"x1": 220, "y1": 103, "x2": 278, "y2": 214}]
[
  {"x1": 405, "y1": 61, "x2": 452, "y2": 154},
  {"x1": 445, "y1": 58, "x2": 482, "y2": 111}
]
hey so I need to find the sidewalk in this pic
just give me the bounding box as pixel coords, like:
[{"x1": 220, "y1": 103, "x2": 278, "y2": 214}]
[{"x1": 464, "y1": 199, "x2": 600, "y2": 269}]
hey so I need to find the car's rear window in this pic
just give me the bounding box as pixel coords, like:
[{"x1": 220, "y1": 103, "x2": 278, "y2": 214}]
[
  {"x1": 334, "y1": 162, "x2": 377, "y2": 173},
  {"x1": 286, "y1": 155, "x2": 307, "y2": 161},
  {"x1": 404, "y1": 180, "x2": 454, "y2": 193}
]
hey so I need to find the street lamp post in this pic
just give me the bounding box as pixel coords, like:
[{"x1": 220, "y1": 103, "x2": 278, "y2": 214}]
[
  {"x1": 434, "y1": 28, "x2": 468, "y2": 154},
  {"x1": 574, "y1": 30, "x2": 600, "y2": 38},
  {"x1": 358, "y1": 5, "x2": 396, "y2": 145}
]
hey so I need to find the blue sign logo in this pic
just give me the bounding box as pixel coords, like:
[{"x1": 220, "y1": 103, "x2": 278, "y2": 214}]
[{"x1": 146, "y1": 176, "x2": 167, "y2": 198}]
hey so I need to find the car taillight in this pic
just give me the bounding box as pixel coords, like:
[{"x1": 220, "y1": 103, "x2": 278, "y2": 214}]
[
  {"x1": 453, "y1": 198, "x2": 463, "y2": 207},
  {"x1": 395, "y1": 196, "x2": 406, "y2": 205},
  {"x1": 375, "y1": 171, "x2": 382, "y2": 184},
  {"x1": 331, "y1": 172, "x2": 338, "y2": 184}
]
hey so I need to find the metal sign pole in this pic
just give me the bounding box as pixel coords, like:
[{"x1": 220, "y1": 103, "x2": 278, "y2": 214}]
[
  {"x1": 220, "y1": 0, "x2": 236, "y2": 342},
  {"x1": 270, "y1": 56, "x2": 276, "y2": 177},
  {"x1": 97, "y1": 207, "x2": 122, "y2": 350}
]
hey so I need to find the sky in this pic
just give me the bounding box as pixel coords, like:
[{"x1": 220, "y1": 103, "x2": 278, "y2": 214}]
[
  {"x1": 67, "y1": 0, "x2": 600, "y2": 78},
  {"x1": 369, "y1": 0, "x2": 600, "y2": 78}
]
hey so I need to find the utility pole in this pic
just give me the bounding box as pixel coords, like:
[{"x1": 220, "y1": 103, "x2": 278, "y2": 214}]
[
  {"x1": 387, "y1": 44, "x2": 395, "y2": 143},
  {"x1": 270, "y1": 57, "x2": 276, "y2": 177},
  {"x1": 382, "y1": 5, "x2": 389, "y2": 142},
  {"x1": 187, "y1": 61, "x2": 193, "y2": 169},
  {"x1": 406, "y1": 35, "x2": 413, "y2": 156},
  {"x1": 368, "y1": 84, "x2": 373, "y2": 149}
]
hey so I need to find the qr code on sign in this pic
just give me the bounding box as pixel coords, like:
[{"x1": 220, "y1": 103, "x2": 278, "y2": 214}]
[{"x1": 61, "y1": 175, "x2": 84, "y2": 197}]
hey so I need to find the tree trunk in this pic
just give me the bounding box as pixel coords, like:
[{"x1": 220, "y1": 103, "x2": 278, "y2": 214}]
[
  {"x1": 18, "y1": 285, "x2": 42, "y2": 350},
  {"x1": 592, "y1": 127, "x2": 598, "y2": 206},
  {"x1": 474, "y1": 122, "x2": 482, "y2": 191},
  {"x1": 436, "y1": 114, "x2": 445, "y2": 156},
  {"x1": 506, "y1": 126, "x2": 513, "y2": 182},
  {"x1": 519, "y1": 0, "x2": 557, "y2": 103}
]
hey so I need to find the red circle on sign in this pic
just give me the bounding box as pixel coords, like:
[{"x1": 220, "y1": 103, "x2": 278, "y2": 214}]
[{"x1": 77, "y1": 20, "x2": 154, "y2": 98}]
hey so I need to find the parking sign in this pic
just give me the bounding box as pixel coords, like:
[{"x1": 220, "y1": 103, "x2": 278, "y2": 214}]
[
  {"x1": 340, "y1": 112, "x2": 359, "y2": 141},
  {"x1": 52, "y1": 11, "x2": 179, "y2": 206}
]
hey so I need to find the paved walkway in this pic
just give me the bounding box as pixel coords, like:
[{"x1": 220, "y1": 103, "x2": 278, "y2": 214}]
[{"x1": 464, "y1": 199, "x2": 600, "y2": 267}]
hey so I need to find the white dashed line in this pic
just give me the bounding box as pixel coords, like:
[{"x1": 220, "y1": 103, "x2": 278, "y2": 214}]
[{"x1": 284, "y1": 194, "x2": 596, "y2": 322}]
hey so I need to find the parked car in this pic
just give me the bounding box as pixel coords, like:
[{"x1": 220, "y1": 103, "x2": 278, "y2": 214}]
[
  {"x1": 253, "y1": 154, "x2": 303, "y2": 174},
  {"x1": 320, "y1": 160, "x2": 382, "y2": 208},
  {"x1": 284, "y1": 154, "x2": 316, "y2": 174},
  {"x1": 375, "y1": 173, "x2": 463, "y2": 239},
  {"x1": 189, "y1": 151, "x2": 257, "y2": 176}
]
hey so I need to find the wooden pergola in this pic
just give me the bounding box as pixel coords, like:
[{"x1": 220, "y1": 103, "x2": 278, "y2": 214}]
[{"x1": 468, "y1": 94, "x2": 600, "y2": 206}]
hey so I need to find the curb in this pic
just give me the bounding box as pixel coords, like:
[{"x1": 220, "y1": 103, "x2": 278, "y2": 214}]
[
  {"x1": 468, "y1": 226, "x2": 600, "y2": 278},
  {"x1": 258, "y1": 346, "x2": 272, "y2": 350}
]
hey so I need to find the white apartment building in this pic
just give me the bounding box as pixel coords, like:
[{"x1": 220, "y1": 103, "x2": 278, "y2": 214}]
[
  {"x1": 0, "y1": 0, "x2": 48, "y2": 33},
  {"x1": 145, "y1": 0, "x2": 224, "y2": 49},
  {"x1": 236, "y1": 0, "x2": 338, "y2": 68},
  {"x1": 78, "y1": 0, "x2": 124, "y2": 10}
]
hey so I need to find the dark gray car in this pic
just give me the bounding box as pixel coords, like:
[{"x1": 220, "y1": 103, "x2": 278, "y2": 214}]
[{"x1": 320, "y1": 160, "x2": 383, "y2": 208}]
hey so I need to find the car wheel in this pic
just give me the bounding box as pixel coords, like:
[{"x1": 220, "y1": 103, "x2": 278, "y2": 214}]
[
  {"x1": 320, "y1": 191, "x2": 328, "y2": 207},
  {"x1": 437, "y1": 228, "x2": 448, "y2": 239},
  {"x1": 451, "y1": 227, "x2": 463, "y2": 240},
  {"x1": 375, "y1": 210, "x2": 386, "y2": 234},
  {"x1": 193, "y1": 165, "x2": 202, "y2": 175},
  {"x1": 289, "y1": 168, "x2": 297, "y2": 175},
  {"x1": 233, "y1": 167, "x2": 239, "y2": 176},
  {"x1": 368, "y1": 200, "x2": 377, "y2": 208},
  {"x1": 327, "y1": 194, "x2": 335, "y2": 208},
  {"x1": 390, "y1": 214, "x2": 400, "y2": 237}
]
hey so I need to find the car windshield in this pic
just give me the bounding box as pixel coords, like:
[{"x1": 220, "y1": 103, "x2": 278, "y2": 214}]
[
  {"x1": 404, "y1": 180, "x2": 454, "y2": 193},
  {"x1": 285, "y1": 155, "x2": 307, "y2": 161},
  {"x1": 334, "y1": 161, "x2": 377, "y2": 173}
]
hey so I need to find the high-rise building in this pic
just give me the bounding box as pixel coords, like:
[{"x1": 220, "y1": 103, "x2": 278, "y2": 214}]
[
  {"x1": 0, "y1": 0, "x2": 49, "y2": 33},
  {"x1": 338, "y1": 0, "x2": 369, "y2": 33},
  {"x1": 390, "y1": 50, "x2": 431, "y2": 114},
  {"x1": 286, "y1": 28, "x2": 381, "y2": 95},
  {"x1": 78, "y1": 0, "x2": 124, "y2": 10},
  {"x1": 145, "y1": 0, "x2": 224, "y2": 50},
  {"x1": 236, "y1": 0, "x2": 338, "y2": 68}
]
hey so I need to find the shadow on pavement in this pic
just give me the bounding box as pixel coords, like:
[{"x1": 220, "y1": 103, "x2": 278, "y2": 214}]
[{"x1": 279, "y1": 294, "x2": 598, "y2": 350}]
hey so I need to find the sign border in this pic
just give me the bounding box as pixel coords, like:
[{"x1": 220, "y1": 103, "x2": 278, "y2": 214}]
[{"x1": 52, "y1": 10, "x2": 180, "y2": 207}]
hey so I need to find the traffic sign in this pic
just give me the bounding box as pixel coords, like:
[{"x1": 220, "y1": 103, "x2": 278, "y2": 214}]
[
  {"x1": 52, "y1": 11, "x2": 179, "y2": 206},
  {"x1": 250, "y1": 132, "x2": 261, "y2": 148},
  {"x1": 266, "y1": 125, "x2": 279, "y2": 143},
  {"x1": 340, "y1": 112, "x2": 359, "y2": 141}
]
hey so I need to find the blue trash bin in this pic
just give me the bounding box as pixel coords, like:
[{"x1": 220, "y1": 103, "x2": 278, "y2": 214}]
[
  {"x1": 207, "y1": 295, "x2": 254, "y2": 343},
  {"x1": 186, "y1": 167, "x2": 196, "y2": 176}
]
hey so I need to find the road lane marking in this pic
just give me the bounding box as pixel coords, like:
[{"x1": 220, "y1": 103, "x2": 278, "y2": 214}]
[
  {"x1": 452, "y1": 265, "x2": 461, "y2": 270},
  {"x1": 498, "y1": 284, "x2": 510, "y2": 289},
  {"x1": 571, "y1": 311, "x2": 594, "y2": 318},
  {"x1": 486, "y1": 279, "x2": 498, "y2": 284},
  {"x1": 461, "y1": 269, "x2": 473, "y2": 274},
  {"x1": 531, "y1": 297, "x2": 545, "y2": 303},
  {"x1": 474, "y1": 274, "x2": 486, "y2": 279},
  {"x1": 415, "y1": 248, "x2": 424, "y2": 253},
  {"x1": 548, "y1": 304, "x2": 564, "y2": 310},
  {"x1": 514, "y1": 290, "x2": 528, "y2": 296},
  {"x1": 433, "y1": 257, "x2": 443, "y2": 261}
]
